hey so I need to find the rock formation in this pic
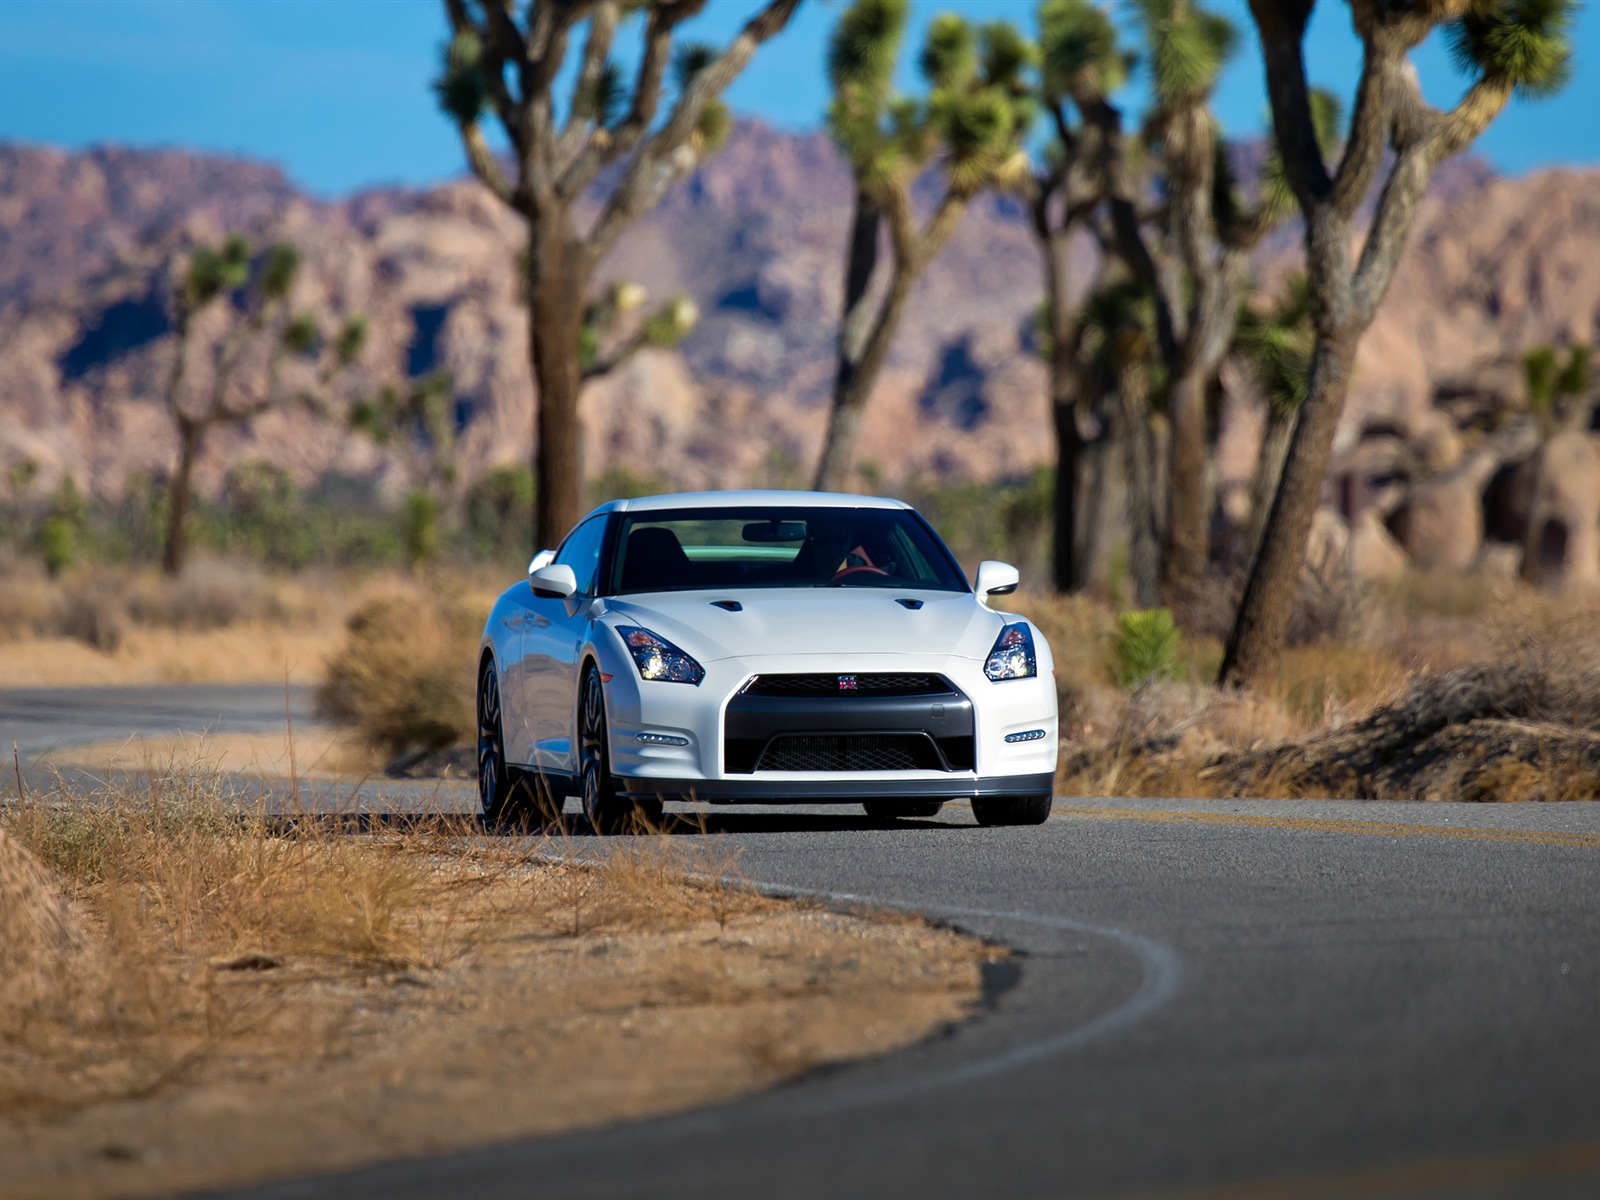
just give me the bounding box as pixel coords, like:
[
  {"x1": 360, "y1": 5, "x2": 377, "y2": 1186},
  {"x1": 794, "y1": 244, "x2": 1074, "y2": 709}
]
[{"x1": 0, "y1": 126, "x2": 1597, "y2": 582}]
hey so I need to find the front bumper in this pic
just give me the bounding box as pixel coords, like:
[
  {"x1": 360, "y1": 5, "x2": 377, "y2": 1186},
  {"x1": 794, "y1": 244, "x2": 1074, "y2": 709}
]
[
  {"x1": 615, "y1": 771, "x2": 1056, "y2": 804},
  {"x1": 599, "y1": 649, "x2": 1059, "y2": 792}
]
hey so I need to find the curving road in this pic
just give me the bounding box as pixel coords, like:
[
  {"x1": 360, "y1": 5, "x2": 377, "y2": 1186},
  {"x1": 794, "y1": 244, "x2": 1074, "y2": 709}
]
[{"x1": 5, "y1": 687, "x2": 1600, "y2": 1199}]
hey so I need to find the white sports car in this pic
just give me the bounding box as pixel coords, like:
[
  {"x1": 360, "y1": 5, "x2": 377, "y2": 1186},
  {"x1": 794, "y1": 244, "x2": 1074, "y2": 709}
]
[{"x1": 476, "y1": 490, "x2": 1059, "y2": 832}]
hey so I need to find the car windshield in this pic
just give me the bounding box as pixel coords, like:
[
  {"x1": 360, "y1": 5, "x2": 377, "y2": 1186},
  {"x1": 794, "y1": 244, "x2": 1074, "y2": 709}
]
[{"x1": 605, "y1": 506, "x2": 969, "y2": 595}]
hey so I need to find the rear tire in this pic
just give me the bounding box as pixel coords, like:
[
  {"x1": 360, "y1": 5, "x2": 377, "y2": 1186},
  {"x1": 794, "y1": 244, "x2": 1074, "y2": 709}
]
[
  {"x1": 863, "y1": 800, "x2": 944, "y2": 819},
  {"x1": 579, "y1": 664, "x2": 664, "y2": 835},
  {"x1": 971, "y1": 795, "x2": 1052, "y2": 827}
]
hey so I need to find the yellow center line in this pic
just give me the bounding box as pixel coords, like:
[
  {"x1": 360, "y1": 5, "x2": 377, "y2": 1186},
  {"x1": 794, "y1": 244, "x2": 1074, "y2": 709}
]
[
  {"x1": 1111, "y1": 1137, "x2": 1600, "y2": 1199},
  {"x1": 1062, "y1": 806, "x2": 1600, "y2": 849}
]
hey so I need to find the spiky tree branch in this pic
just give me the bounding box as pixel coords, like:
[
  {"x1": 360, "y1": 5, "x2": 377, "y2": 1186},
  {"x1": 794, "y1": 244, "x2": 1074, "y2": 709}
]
[{"x1": 436, "y1": 0, "x2": 803, "y2": 549}]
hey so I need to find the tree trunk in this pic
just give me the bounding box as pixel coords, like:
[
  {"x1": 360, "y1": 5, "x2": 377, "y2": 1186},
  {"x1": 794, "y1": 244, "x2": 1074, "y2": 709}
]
[
  {"x1": 814, "y1": 262, "x2": 916, "y2": 493},
  {"x1": 1246, "y1": 404, "x2": 1297, "y2": 562},
  {"x1": 1038, "y1": 213, "x2": 1086, "y2": 593},
  {"x1": 1051, "y1": 396, "x2": 1083, "y2": 592},
  {"x1": 1116, "y1": 361, "x2": 1161, "y2": 609},
  {"x1": 161, "y1": 418, "x2": 205, "y2": 577},
  {"x1": 1220, "y1": 333, "x2": 1359, "y2": 686},
  {"x1": 1165, "y1": 363, "x2": 1211, "y2": 590},
  {"x1": 528, "y1": 223, "x2": 589, "y2": 551}
]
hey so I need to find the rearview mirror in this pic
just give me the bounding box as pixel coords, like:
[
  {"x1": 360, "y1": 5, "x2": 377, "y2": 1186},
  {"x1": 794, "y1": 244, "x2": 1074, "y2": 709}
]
[
  {"x1": 529, "y1": 562, "x2": 577, "y2": 599},
  {"x1": 975, "y1": 560, "x2": 1020, "y2": 604},
  {"x1": 743, "y1": 520, "x2": 808, "y2": 543},
  {"x1": 528, "y1": 549, "x2": 555, "y2": 574}
]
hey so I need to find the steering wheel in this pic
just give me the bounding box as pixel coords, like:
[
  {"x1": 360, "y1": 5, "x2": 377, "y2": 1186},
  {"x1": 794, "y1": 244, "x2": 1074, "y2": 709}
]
[{"x1": 830, "y1": 564, "x2": 890, "y2": 582}]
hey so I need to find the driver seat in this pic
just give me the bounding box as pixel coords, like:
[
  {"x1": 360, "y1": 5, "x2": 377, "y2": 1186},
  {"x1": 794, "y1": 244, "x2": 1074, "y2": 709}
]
[{"x1": 621, "y1": 527, "x2": 694, "y2": 591}]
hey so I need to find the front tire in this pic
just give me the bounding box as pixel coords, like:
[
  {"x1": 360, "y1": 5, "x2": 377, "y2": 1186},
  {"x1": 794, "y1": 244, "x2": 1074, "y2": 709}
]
[
  {"x1": 478, "y1": 660, "x2": 523, "y2": 826},
  {"x1": 971, "y1": 795, "x2": 1052, "y2": 827},
  {"x1": 579, "y1": 664, "x2": 664, "y2": 835}
]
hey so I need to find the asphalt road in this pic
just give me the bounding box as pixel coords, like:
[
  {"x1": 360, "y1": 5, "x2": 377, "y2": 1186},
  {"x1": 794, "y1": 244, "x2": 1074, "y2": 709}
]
[
  {"x1": 5, "y1": 686, "x2": 1600, "y2": 1199},
  {"x1": 1, "y1": 683, "x2": 316, "y2": 758}
]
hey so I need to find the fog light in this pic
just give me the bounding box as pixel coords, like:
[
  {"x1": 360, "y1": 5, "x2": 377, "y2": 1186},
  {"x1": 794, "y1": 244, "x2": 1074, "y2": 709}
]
[
  {"x1": 1004, "y1": 729, "x2": 1047, "y2": 744},
  {"x1": 637, "y1": 732, "x2": 690, "y2": 746}
]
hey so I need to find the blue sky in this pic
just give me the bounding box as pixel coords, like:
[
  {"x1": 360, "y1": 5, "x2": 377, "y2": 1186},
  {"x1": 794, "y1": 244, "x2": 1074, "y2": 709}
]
[{"x1": 0, "y1": 0, "x2": 1595, "y2": 196}]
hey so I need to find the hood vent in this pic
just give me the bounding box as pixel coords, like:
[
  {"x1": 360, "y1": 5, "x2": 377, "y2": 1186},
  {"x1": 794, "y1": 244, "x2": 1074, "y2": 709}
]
[
  {"x1": 710, "y1": 599, "x2": 743, "y2": 612},
  {"x1": 895, "y1": 598, "x2": 924, "y2": 610}
]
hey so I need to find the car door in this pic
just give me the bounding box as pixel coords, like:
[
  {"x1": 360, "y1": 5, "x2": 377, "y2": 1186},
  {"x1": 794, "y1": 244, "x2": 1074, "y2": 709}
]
[{"x1": 518, "y1": 515, "x2": 608, "y2": 778}]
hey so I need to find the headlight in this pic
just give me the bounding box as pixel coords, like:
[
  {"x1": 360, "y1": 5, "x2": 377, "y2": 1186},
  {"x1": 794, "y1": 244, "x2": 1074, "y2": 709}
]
[
  {"x1": 984, "y1": 622, "x2": 1036, "y2": 681},
  {"x1": 615, "y1": 625, "x2": 704, "y2": 685}
]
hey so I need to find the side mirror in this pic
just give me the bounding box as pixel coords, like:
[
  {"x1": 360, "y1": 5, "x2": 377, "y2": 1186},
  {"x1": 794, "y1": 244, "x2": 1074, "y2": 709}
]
[
  {"x1": 528, "y1": 549, "x2": 555, "y2": 574},
  {"x1": 529, "y1": 562, "x2": 578, "y2": 600},
  {"x1": 975, "y1": 560, "x2": 1020, "y2": 605}
]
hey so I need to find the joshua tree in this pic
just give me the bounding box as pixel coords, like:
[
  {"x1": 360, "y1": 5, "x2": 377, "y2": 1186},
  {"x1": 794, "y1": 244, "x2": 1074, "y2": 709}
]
[
  {"x1": 813, "y1": 1, "x2": 1036, "y2": 491},
  {"x1": 1111, "y1": 1, "x2": 1343, "y2": 594},
  {"x1": 579, "y1": 280, "x2": 700, "y2": 382},
  {"x1": 161, "y1": 236, "x2": 367, "y2": 576},
  {"x1": 1235, "y1": 272, "x2": 1313, "y2": 559},
  {"x1": 1523, "y1": 341, "x2": 1593, "y2": 429},
  {"x1": 1222, "y1": 0, "x2": 1574, "y2": 686},
  {"x1": 1024, "y1": 0, "x2": 1129, "y2": 592},
  {"x1": 436, "y1": 0, "x2": 802, "y2": 550},
  {"x1": 1079, "y1": 276, "x2": 1164, "y2": 607},
  {"x1": 349, "y1": 371, "x2": 461, "y2": 570}
]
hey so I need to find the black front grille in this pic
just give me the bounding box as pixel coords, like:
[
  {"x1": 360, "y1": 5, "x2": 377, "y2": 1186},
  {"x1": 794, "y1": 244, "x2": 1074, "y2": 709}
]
[
  {"x1": 743, "y1": 673, "x2": 956, "y2": 698},
  {"x1": 756, "y1": 734, "x2": 946, "y2": 772}
]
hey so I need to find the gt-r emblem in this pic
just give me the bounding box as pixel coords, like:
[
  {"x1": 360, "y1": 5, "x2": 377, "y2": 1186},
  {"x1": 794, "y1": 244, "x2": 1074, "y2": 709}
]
[{"x1": 838, "y1": 675, "x2": 858, "y2": 691}]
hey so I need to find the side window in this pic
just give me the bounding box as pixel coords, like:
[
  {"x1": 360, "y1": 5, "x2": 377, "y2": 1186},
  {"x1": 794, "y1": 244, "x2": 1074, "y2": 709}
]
[{"x1": 554, "y1": 517, "x2": 608, "y2": 595}]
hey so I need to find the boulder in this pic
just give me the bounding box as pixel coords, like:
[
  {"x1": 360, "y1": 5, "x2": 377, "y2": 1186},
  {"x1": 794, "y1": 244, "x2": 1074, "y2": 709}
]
[
  {"x1": 1348, "y1": 511, "x2": 1409, "y2": 582},
  {"x1": 1522, "y1": 431, "x2": 1600, "y2": 590}
]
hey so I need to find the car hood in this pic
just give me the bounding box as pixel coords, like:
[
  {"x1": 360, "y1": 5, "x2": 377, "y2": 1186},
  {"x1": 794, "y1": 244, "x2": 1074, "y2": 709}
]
[{"x1": 599, "y1": 589, "x2": 1005, "y2": 663}]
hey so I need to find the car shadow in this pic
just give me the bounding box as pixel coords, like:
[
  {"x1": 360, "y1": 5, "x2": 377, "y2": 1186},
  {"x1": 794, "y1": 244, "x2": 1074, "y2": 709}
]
[{"x1": 649, "y1": 810, "x2": 965, "y2": 836}]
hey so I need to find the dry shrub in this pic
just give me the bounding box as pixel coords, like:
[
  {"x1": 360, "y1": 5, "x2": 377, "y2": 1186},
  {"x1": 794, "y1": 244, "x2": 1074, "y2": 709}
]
[
  {"x1": 1269, "y1": 640, "x2": 1408, "y2": 729},
  {"x1": 57, "y1": 579, "x2": 128, "y2": 653},
  {"x1": 1384, "y1": 568, "x2": 1502, "y2": 620},
  {"x1": 126, "y1": 560, "x2": 282, "y2": 631},
  {"x1": 0, "y1": 567, "x2": 64, "y2": 641},
  {"x1": 317, "y1": 586, "x2": 482, "y2": 757},
  {"x1": 1057, "y1": 679, "x2": 1300, "y2": 800},
  {"x1": 0, "y1": 828, "x2": 100, "y2": 1031}
]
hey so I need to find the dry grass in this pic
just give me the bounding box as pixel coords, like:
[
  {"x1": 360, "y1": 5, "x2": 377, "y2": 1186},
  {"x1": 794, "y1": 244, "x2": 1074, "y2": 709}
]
[
  {"x1": 34, "y1": 728, "x2": 359, "y2": 779},
  {"x1": 0, "y1": 561, "x2": 353, "y2": 687},
  {"x1": 0, "y1": 564, "x2": 502, "y2": 690},
  {"x1": 0, "y1": 764, "x2": 993, "y2": 1199},
  {"x1": 1047, "y1": 569, "x2": 1600, "y2": 802}
]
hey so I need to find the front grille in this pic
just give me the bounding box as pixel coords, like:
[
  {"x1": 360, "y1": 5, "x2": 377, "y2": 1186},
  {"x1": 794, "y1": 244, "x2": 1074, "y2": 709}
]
[
  {"x1": 756, "y1": 734, "x2": 945, "y2": 772},
  {"x1": 742, "y1": 673, "x2": 957, "y2": 698}
]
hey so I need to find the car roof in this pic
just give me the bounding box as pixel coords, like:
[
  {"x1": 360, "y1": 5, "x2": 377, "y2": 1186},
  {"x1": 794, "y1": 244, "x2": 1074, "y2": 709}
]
[{"x1": 588, "y1": 490, "x2": 913, "y2": 517}]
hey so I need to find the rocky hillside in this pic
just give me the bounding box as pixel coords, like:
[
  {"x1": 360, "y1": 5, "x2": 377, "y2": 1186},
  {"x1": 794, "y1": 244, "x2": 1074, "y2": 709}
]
[{"x1": 0, "y1": 124, "x2": 1597, "y2": 509}]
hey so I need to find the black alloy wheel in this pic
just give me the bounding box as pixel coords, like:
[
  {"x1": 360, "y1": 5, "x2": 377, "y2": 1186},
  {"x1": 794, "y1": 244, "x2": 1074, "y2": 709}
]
[
  {"x1": 862, "y1": 800, "x2": 945, "y2": 820},
  {"x1": 478, "y1": 660, "x2": 517, "y2": 824},
  {"x1": 971, "y1": 795, "x2": 1053, "y2": 827},
  {"x1": 579, "y1": 664, "x2": 663, "y2": 835}
]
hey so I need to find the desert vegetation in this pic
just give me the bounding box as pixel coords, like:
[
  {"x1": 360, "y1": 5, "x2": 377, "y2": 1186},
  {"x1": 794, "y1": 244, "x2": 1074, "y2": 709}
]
[
  {"x1": 0, "y1": 765, "x2": 993, "y2": 1198},
  {"x1": 1, "y1": 0, "x2": 1595, "y2": 805}
]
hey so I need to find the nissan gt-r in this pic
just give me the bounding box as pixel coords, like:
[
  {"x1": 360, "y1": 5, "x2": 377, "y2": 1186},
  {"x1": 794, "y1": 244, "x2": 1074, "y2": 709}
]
[{"x1": 476, "y1": 490, "x2": 1058, "y2": 832}]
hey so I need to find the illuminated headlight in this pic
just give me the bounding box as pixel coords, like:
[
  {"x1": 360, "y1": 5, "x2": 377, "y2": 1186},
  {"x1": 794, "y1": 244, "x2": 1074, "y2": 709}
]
[
  {"x1": 616, "y1": 625, "x2": 704, "y2": 685},
  {"x1": 984, "y1": 622, "x2": 1037, "y2": 681}
]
